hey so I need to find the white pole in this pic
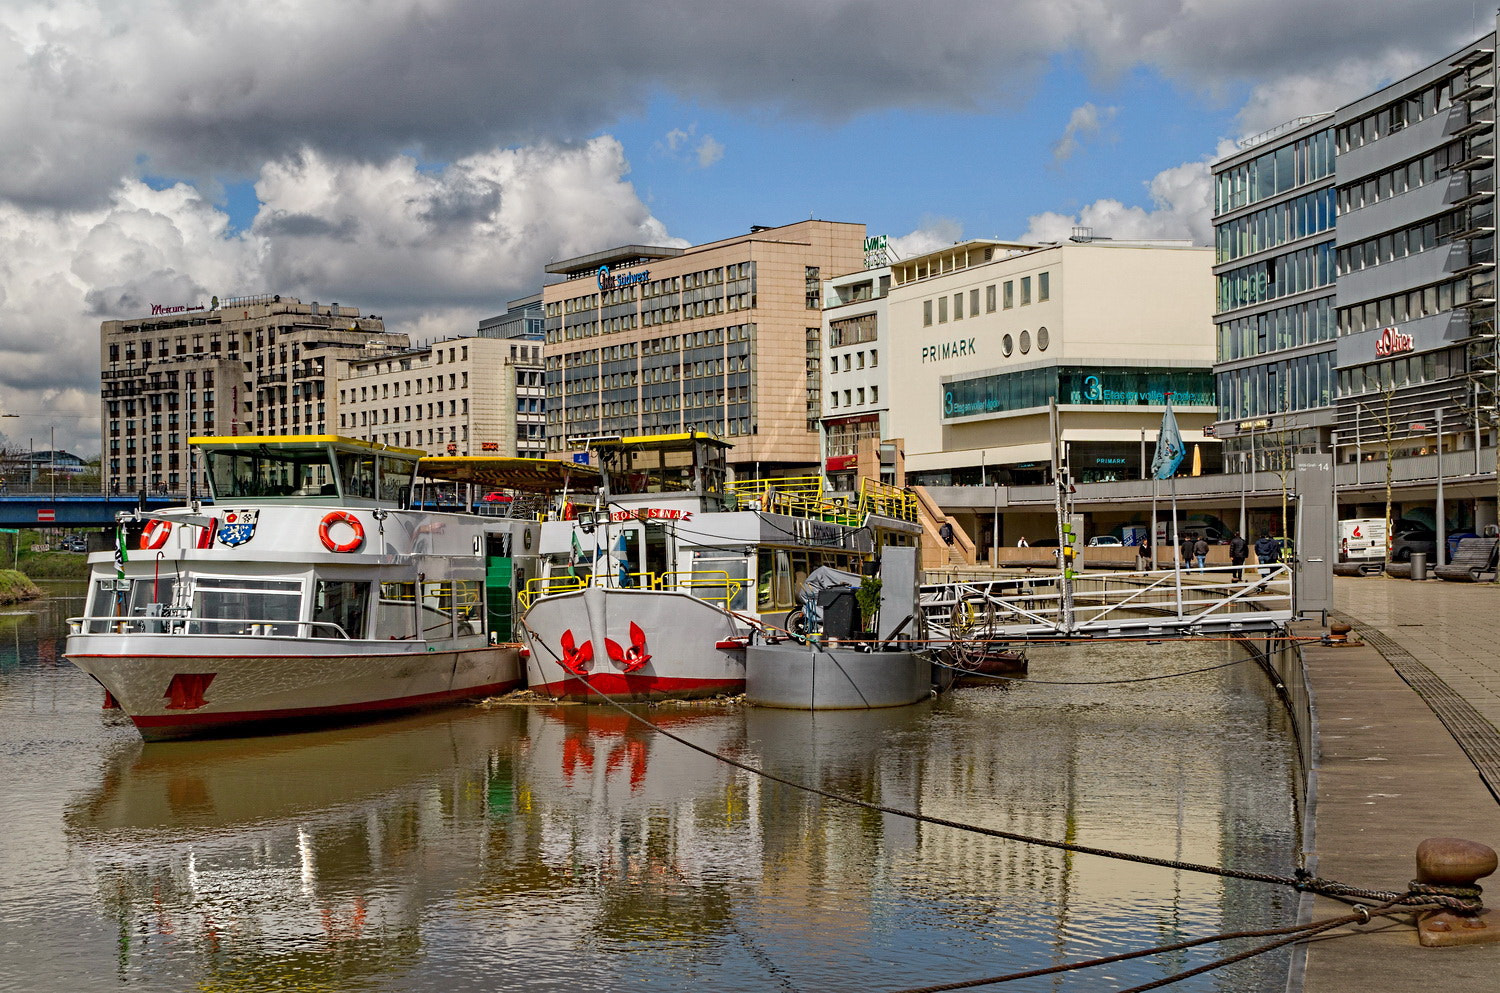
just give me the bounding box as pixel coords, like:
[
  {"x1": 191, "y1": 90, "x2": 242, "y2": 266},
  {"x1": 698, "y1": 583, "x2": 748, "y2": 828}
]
[
  {"x1": 1171, "y1": 474, "x2": 1183, "y2": 619},
  {"x1": 1436, "y1": 407, "x2": 1446, "y2": 567},
  {"x1": 1150, "y1": 477, "x2": 1158, "y2": 570}
]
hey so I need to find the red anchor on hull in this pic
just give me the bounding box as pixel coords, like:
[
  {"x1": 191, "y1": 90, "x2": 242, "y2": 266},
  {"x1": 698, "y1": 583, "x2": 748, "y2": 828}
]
[
  {"x1": 559, "y1": 629, "x2": 594, "y2": 676},
  {"x1": 604, "y1": 621, "x2": 652, "y2": 673}
]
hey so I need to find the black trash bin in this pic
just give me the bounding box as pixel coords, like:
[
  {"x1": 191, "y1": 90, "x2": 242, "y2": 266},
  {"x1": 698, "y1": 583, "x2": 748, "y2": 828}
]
[{"x1": 818, "y1": 587, "x2": 858, "y2": 640}]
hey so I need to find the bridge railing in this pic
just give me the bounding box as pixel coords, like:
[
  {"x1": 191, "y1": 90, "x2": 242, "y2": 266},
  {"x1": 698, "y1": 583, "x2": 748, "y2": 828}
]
[{"x1": 919, "y1": 563, "x2": 1293, "y2": 639}]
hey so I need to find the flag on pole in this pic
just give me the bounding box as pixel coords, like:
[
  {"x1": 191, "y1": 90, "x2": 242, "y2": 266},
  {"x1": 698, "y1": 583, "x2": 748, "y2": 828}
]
[
  {"x1": 114, "y1": 525, "x2": 129, "y2": 577},
  {"x1": 1150, "y1": 398, "x2": 1186, "y2": 480}
]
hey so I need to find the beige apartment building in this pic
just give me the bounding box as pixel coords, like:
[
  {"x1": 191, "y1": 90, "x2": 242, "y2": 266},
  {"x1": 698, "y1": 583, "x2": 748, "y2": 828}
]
[
  {"x1": 541, "y1": 219, "x2": 866, "y2": 473},
  {"x1": 887, "y1": 238, "x2": 1218, "y2": 488},
  {"x1": 100, "y1": 295, "x2": 401, "y2": 496},
  {"x1": 338, "y1": 336, "x2": 546, "y2": 457}
]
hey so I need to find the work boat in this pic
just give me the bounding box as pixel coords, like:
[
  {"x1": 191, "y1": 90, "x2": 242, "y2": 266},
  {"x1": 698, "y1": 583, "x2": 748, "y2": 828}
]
[
  {"x1": 517, "y1": 432, "x2": 923, "y2": 701},
  {"x1": 64, "y1": 435, "x2": 546, "y2": 741}
]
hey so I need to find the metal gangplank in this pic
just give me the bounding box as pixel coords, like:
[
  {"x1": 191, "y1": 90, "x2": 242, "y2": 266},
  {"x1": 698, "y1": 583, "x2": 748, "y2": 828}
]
[{"x1": 919, "y1": 564, "x2": 1295, "y2": 642}]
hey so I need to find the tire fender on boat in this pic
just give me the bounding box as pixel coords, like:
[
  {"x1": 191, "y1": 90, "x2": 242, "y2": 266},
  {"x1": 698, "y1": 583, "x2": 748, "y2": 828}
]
[
  {"x1": 318, "y1": 511, "x2": 365, "y2": 552},
  {"x1": 140, "y1": 519, "x2": 172, "y2": 550}
]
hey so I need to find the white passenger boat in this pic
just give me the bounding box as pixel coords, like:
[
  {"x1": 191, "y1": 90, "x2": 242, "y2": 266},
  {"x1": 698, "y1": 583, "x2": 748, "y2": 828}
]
[
  {"x1": 509, "y1": 432, "x2": 924, "y2": 702},
  {"x1": 64, "y1": 435, "x2": 551, "y2": 741}
]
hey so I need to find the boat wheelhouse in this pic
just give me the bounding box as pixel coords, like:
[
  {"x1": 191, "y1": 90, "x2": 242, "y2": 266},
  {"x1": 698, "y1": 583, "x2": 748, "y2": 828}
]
[
  {"x1": 518, "y1": 432, "x2": 923, "y2": 701},
  {"x1": 65, "y1": 435, "x2": 544, "y2": 740}
]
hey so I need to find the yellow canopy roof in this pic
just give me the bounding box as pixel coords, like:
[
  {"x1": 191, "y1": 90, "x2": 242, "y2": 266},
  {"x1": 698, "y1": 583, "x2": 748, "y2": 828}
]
[
  {"x1": 189, "y1": 434, "x2": 426, "y2": 458},
  {"x1": 416, "y1": 456, "x2": 600, "y2": 493},
  {"x1": 591, "y1": 431, "x2": 734, "y2": 454}
]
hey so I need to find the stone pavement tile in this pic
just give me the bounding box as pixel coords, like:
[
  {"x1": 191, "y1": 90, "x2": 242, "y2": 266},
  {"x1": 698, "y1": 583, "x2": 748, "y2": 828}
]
[{"x1": 1301, "y1": 634, "x2": 1500, "y2": 992}]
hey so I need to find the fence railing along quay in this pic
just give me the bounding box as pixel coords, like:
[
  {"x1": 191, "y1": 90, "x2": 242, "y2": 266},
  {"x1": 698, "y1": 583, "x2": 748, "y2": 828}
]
[{"x1": 919, "y1": 563, "x2": 1294, "y2": 641}]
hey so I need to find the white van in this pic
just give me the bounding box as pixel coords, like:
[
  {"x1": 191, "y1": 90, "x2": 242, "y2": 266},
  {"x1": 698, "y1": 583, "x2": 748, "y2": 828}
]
[{"x1": 1339, "y1": 518, "x2": 1387, "y2": 565}]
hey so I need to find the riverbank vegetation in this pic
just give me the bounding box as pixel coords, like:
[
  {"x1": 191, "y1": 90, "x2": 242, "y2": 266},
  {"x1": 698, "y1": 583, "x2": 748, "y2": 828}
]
[{"x1": 0, "y1": 569, "x2": 43, "y2": 604}]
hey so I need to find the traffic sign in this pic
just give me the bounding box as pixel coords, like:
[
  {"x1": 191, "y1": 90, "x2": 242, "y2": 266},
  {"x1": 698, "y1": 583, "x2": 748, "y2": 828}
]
[{"x1": 36, "y1": 509, "x2": 54, "y2": 523}]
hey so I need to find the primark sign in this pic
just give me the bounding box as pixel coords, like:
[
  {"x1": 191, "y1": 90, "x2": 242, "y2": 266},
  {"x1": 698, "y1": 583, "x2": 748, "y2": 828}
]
[{"x1": 922, "y1": 337, "x2": 977, "y2": 363}]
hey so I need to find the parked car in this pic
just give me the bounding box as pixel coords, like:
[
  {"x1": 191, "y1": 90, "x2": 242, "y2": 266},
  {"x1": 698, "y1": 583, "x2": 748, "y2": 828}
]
[
  {"x1": 1390, "y1": 529, "x2": 1435, "y2": 563},
  {"x1": 61, "y1": 536, "x2": 87, "y2": 553},
  {"x1": 1086, "y1": 535, "x2": 1121, "y2": 547}
]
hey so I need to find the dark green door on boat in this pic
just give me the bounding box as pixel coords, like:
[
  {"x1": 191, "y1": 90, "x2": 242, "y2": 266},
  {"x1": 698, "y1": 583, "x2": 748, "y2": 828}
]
[{"x1": 485, "y1": 533, "x2": 514, "y2": 642}]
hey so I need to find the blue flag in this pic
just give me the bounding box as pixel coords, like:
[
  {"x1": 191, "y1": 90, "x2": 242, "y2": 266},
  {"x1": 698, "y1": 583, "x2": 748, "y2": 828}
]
[{"x1": 1151, "y1": 400, "x2": 1185, "y2": 480}]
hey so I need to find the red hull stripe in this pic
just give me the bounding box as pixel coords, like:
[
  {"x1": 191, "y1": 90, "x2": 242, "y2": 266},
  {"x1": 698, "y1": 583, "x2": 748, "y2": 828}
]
[
  {"x1": 131, "y1": 678, "x2": 522, "y2": 731},
  {"x1": 533, "y1": 673, "x2": 743, "y2": 699}
]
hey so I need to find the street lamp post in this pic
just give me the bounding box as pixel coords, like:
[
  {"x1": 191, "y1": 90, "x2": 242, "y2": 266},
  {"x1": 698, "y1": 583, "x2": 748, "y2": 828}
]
[{"x1": 1436, "y1": 407, "x2": 1445, "y2": 567}]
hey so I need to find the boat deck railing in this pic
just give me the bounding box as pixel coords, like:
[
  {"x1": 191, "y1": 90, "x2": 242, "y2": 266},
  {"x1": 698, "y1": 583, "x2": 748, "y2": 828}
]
[
  {"x1": 919, "y1": 563, "x2": 1294, "y2": 640},
  {"x1": 520, "y1": 569, "x2": 748, "y2": 610},
  {"x1": 725, "y1": 476, "x2": 918, "y2": 525},
  {"x1": 69, "y1": 615, "x2": 357, "y2": 639}
]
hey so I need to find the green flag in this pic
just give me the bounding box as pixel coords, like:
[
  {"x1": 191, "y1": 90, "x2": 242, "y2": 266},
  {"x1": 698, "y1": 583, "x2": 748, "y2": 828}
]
[{"x1": 114, "y1": 525, "x2": 128, "y2": 577}]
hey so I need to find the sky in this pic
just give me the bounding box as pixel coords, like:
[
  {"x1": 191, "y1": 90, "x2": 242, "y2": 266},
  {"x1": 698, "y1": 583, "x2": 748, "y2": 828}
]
[{"x1": 0, "y1": 0, "x2": 1487, "y2": 455}]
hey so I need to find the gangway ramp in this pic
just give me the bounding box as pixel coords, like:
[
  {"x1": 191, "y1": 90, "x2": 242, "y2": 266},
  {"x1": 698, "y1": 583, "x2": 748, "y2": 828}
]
[{"x1": 919, "y1": 564, "x2": 1294, "y2": 642}]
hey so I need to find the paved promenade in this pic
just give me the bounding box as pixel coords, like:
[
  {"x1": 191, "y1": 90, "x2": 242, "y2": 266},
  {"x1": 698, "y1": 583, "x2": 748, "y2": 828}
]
[{"x1": 1298, "y1": 577, "x2": 1500, "y2": 991}]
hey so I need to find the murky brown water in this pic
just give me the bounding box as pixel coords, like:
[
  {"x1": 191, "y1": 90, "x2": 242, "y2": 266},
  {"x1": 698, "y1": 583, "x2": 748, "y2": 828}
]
[{"x1": 0, "y1": 583, "x2": 1300, "y2": 991}]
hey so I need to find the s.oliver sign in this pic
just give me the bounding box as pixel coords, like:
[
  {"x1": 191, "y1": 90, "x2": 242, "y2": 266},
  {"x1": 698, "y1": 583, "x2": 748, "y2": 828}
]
[{"x1": 1375, "y1": 326, "x2": 1414, "y2": 357}]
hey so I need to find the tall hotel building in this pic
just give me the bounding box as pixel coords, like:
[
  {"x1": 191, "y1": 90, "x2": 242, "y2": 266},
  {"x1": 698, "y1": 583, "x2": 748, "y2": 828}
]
[
  {"x1": 100, "y1": 296, "x2": 403, "y2": 496},
  {"x1": 541, "y1": 220, "x2": 866, "y2": 473},
  {"x1": 1213, "y1": 22, "x2": 1500, "y2": 475}
]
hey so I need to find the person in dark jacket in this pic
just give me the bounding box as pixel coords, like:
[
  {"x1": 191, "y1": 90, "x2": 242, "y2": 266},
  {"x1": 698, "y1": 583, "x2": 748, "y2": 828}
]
[
  {"x1": 1179, "y1": 534, "x2": 1194, "y2": 568},
  {"x1": 1193, "y1": 537, "x2": 1209, "y2": 570},
  {"x1": 1138, "y1": 535, "x2": 1152, "y2": 569},
  {"x1": 939, "y1": 521, "x2": 955, "y2": 545},
  {"x1": 1227, "y1": 532, "x2": 1249, "y2": 581},
  {"x1": 1254, "y1": 533, "x2": 1279, "y2": 575}
]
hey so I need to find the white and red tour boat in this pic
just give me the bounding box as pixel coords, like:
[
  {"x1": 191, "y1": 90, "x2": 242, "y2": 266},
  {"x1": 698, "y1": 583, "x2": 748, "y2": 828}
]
[
  {"x1": 64, "y1": 435, "x2": 555, "y2": 741},
  {"x1": 511, "y1": 432, "x2": 923, "y2": 701}
]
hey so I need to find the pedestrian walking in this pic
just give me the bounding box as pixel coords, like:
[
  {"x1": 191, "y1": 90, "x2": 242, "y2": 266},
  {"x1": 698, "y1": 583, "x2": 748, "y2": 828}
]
[
  {"x1": 1193, "y1": 537, "x2": 1209, "y2": 570},
  {"x1": 1016, "y1": 535, "x2": 1028, "y2": 547},
  {"x1": 1228, "y1": 532, "x2": 1249, "y2": 582},
  {"x1": 1137, "y1": 534, "x2": 1151, "y2": 569},
  {"x1": 1179, "y1": 534, "x2": 1194, "y2": 568},
  {"x1": 1254, "y1": 532, "x2": 1279, "y2": 575},
  {"x1": 939, "y1": 521, "x2": 955, "y2": 545}
]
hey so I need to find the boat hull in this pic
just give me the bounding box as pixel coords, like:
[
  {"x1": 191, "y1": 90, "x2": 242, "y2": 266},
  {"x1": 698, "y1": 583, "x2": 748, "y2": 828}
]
[
  {"x1": 66, "y1": 638, "x2": 522, "y2": 741},
  {"x1": 745, "y1": 642, "x2": 934, "y2": 709},
  {"x1": 522, "y1": 586, "x2": 747, "y2": 701}
]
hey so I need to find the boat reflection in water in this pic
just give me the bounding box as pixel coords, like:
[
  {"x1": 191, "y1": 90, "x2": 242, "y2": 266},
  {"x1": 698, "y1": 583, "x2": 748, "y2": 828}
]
[{"x1": 62, "y1": 644, "x2": 1297, "y2": 991}]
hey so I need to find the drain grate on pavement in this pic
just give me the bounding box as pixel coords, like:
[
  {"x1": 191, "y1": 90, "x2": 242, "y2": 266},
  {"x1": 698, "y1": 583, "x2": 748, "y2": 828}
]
[{"x1": 1336, "y1": 612, "x2": 1500, "y2": 806}]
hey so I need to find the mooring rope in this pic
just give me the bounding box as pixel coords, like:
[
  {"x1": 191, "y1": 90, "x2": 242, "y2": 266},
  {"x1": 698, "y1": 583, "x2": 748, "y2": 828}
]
[{"x1": 519, "y1": 620, "x2": 1483, "y2": 918}]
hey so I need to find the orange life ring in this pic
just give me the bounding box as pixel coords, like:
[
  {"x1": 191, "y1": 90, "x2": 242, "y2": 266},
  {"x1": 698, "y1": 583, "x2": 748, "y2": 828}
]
[
  {"x1": 318, "y1": 511, "x2": 365, "y2": 552},
  {"x1": 140, "y1": 519, "x2": 172, "y2": 550}
]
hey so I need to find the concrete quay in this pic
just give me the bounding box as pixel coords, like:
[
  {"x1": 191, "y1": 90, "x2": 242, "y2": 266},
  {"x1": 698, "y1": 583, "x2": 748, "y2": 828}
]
[{"x1": 1297, "y1": 577, "x2": 1500, "y2": 991}]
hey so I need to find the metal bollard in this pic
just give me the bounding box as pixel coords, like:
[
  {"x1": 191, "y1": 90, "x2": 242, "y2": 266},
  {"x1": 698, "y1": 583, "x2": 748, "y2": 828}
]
[
  {"x1": 1415, "y1": 837, "x2": 1498, "y2": 947},
  {"x1": 1409, "y1": 551, "x2": 1428, "y2": 580}
]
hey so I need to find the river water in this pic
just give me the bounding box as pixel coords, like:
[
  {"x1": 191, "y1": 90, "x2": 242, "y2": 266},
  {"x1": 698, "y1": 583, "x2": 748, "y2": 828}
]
[{"x1": 0, "y1": 582, "x2": 1300, "y2": 992}]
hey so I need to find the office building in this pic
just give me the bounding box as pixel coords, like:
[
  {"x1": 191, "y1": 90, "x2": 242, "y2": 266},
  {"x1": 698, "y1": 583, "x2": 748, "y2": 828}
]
[
  {"x1": 339, "y1": 336, "x2": 546, "y2": 458},
  {"x1": 1210, "y1": 116, "x2": 1339, "y2": 466},
  {"x1": 819, "y1": 263, "x2": 893, "y2": 487},
  {"x1": 100, "y1": 295, "x2": 401, "y2": 496},
  {"x1": 886, "y1": 237, "x2": 1218, "y2": 488},
  {"x1": 540, "y1": 219, "x2": 866, "y2": 473}
]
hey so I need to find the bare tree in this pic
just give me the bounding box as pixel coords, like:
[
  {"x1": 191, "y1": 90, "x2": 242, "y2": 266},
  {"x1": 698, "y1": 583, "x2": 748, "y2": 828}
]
[{"x1": 1357, "y1": 384, "x2": 1401, "y2": 569}]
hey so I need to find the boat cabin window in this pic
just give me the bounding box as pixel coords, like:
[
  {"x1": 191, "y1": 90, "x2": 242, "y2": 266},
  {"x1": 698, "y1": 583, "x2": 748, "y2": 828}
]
[
  {"x1": 418, "y1": 580, "x2": 482, "y2": 640},
  {"x1": 313, "y1": 580, "x2": 370, "y2": 639},
  {"x1": 339, "y1": 452, "x2": 377, "y2": 500},
  {"x1": 377, "y1": 581, "x2": 418, "y2": 640},
  {"x1": 757, "y1": 547, "x2": 860, "y2": 611},
  {"x1": 206, "y1": 446, "x2": 338, "y2": 500},
  {"x1": 683, "y1": 550, "x2": 750, "y2": 611},
  {"x1": 192, "y1": 577, "x2": 301, "y2": 636},
  {"x1": 90, "y1": 577, "x2": 180, "y2": 620},
  {"x1": 379, "y1": 456, "x2": 415, "y2": 504}
]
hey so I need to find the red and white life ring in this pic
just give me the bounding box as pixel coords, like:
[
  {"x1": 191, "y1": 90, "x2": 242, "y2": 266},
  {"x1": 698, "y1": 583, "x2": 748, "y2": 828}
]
[
  {"x1": 318, "y1": 511, "x2": 365, "y2": 553},
  {"x1": 139, "y1": 519, "x2": 172, "y2": 550}
]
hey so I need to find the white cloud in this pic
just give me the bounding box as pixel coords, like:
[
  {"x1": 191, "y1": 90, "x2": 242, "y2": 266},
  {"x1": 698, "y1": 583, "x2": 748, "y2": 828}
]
[
  {"x1": 1053, "y1": 103, "x2": 1117, "y2": 163},
  {"x1": 1020, "y1": 159, "x2": 1214, "y2": 245},
  {"x1": 889, "y1": 217, "x2": 965, "y2": 260},
  {"x1": 696, "y1": 135, "x2": 725, "y2": 168},
  {"x1": 0, "y1": 138, "x2": 680, "y2": 452}
]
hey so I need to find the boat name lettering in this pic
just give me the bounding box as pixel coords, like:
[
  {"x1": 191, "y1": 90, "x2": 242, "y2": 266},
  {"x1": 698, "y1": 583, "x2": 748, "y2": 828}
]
[
  {"x1": 922, "y1": 338, "x2": 977, "y2": 363},
  {"x1": 609, "y1": 508, "x2": 694, "y2": 522},
  {"x1": 795, "y1": 518, "x2": 846, "y2": 544}
]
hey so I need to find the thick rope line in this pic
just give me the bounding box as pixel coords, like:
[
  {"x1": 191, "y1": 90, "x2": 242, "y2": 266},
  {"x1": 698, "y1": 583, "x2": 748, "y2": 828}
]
[
  {"x1": 519, "y1": 621, "x2": 1481, "y2": 913},
  {"x1": 884, "y1": 905, "x2": 1396, "y2": 993}
]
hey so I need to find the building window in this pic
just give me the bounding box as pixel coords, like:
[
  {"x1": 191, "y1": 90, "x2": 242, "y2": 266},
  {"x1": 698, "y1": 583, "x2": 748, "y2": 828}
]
[
  {"x1": 986, "y1": 285, "x2": 997, "y2": 313},
  {"x1": 923, "y1": 300, "x2": 933, "y2": 326},
  {"x1": 1038, "y1": 272, "x2": 1050, "y2": 302},
  {"x1": 1003, "y1": 282, "x2": 1014, "y2": 309},
  {"x1": 805, "y1": 267, "x2": 821, "y2": 309},
  {"x1": 1021, "y1": 277, "x2": 1032, "y2": 305},
  {"x1": 953, "y1": 293, "x2": 963, "y2": 320},
  {"x1": 938, "y1": 296, "x2": 949, "y2": 323}
]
